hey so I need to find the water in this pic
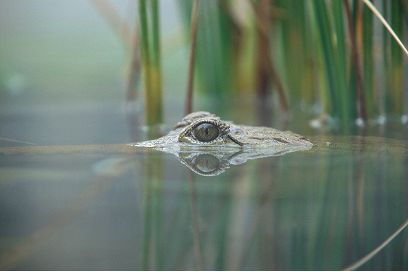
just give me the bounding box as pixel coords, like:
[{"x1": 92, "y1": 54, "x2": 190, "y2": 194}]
[{"x1": 0, "y1": 102, "x2": 407, "y2": 270}]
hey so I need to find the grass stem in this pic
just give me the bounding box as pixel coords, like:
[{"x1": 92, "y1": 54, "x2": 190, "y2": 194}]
[
  {"x1": 343, "y1": 220, "x2": 408, "y2": 270},
  {"x1": 89, "y1": 0, "x2": 132, "y2": 48},
  {"x1": 185, "y1": 0, "x2": 200, "y2": 115},
  {"x1": 361, "y1": 0, "x2": 408, "y2": 55},
  {"x1": 344, "y1": 0, "x2": 367, "y2": 120},
  {"x1": 139, "y1": 0, "x2": 163, "y2": 125},
  {"x1": 126, "y1": 24, "x2": 141, "y2": 102}
]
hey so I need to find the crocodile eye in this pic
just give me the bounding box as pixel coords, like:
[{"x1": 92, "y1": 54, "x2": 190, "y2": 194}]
[{"x1": 193, "y1": 122, "x2": 219, "y2": 142}]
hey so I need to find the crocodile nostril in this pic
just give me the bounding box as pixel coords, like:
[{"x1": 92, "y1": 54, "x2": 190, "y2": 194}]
[{"x1": 229, "y1": 126, "x2": 243, "y2": 135}]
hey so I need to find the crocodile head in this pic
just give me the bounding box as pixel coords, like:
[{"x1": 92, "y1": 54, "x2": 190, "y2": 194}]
[{"x1": 131, "y1": 111, "x2": 313, "y2": 176}]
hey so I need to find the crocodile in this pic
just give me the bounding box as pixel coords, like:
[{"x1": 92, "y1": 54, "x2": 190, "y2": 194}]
[
  {"x1": 130, "y1": 111, "x2": 313, "y2": 175},
  {"x1": 0, "y1": 111, "x2": 313, "y2": 176},
  {"x1": 132, "y1": 111, "x2": 312, "y2": 149}
]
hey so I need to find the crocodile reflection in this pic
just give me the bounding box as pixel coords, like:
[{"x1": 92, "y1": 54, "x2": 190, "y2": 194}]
[
  {"x1": 131, "y1": 111, "x2": 313, "y2": 176},
  {"x1": 169, "y1": 145, "x2": 311, "y2": 176}
]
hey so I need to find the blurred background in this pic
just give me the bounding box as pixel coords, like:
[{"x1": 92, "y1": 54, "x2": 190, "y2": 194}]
[{"x1": 0, "y1": 0, "x2": 407, "y2": 136}]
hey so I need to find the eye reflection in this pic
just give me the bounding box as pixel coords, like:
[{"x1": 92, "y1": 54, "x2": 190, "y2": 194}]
[
  {"x1": 191, "y1": 154, "x2": 221, "y2": 173},
  {"x1": 193, "y1": 122, "x2": 219, "y2": 142}
]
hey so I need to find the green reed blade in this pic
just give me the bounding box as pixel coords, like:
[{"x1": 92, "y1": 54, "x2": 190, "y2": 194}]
[
  {"x1": 347, "y1": 0, "x2": 367, "y2": 120},
  {"x1": 362, "y1": 3, "x2": 375, "y2": 116},
  {"x1": 278, "y1": 0, "x2": 299, "y2": 103},
  {"x1": 179, "y1": 0, "x2": 233, "y2": 99},
  {"x1": 333, "y1": 0, "x2": 355, "y2": 124},
  {"x1": 139, "y1": 0, "x2": 152, "y2": 121},
  {"x1": 390, "y1": 0, "x2": 404, "y2": 114},
  {"x1": 150, "y1": 0, "x2": 163, "y2": 124},
  {"x1": 138, "y1": 0, "x2": 162, "y2": 126},
  {"x1": 312, "y1": 1, "x2": 340, "y2": 118},
  {"x1": 139, "y1": 0, "x2": 150, "y2": 73},
  {"x1": 151, "y1": 0, "x2": 160, "y2": 67}
]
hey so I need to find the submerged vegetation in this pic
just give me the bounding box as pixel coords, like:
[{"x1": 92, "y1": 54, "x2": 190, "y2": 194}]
[{"x1": 135, "y1": 0, "x2": 407, "y2": 130}]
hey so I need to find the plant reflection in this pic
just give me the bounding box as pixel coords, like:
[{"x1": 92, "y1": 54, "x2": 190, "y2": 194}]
[
  {"x1": 138, "y1": 137, "x2": 407, "y2": 270},
  {"x1": 0, "y1": 137, "x2": 406, "y2": 270}
]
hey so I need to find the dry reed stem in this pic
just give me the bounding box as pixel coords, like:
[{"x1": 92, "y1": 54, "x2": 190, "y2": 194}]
[
  {"x1": 343, "y1": 220, "x2": 408, "y2": 270},
  {"x1": 361, "y1": 0, "x2": 408, "y2": 55},
  {"x1": 126, "y1": 20, "x2": 141, "y2": 102},
  {"x1": 344, "y1": 0, "x2": 367, "y2": 120},
  {"x1": 253, "y1": 0, "x2": 288, "y2": 112},
  {"x1": 89, "y1": 0, "x2": 132, "y2": 48}
]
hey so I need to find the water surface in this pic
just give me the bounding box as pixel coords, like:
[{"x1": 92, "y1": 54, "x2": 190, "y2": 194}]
[{"x1": 0, "y1": 103, "x2": 407, "y2": 270}]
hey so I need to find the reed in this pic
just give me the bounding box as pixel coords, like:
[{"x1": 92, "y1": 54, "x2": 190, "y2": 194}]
[
  {"x1": 179, "y1": 1, "x2": 234, "y2": 99},
  {"x1": 134, "y1": 0, "x2": 407, "y2": 130},
  {"x1": 388, "y1": 0, "x2": 405, "y2": 114},
  {"x1": 184, "y1": 0, "x2": 200, "y2": 114},
  {"x1": 362, "y1": 2, "x2": 375, "y2": 116},
  {"x1": 312, "y1": 1, "x2": 341, "y2": 119},
  {"x1": 138, "y1": 0, "x2": 163, "y2": 126},
  {"x1": 277, "y1": 0, "x2": 314, "y2": 105},
  {"x1": 345, "y1": 0, "x2": 366, "y2": 120}
]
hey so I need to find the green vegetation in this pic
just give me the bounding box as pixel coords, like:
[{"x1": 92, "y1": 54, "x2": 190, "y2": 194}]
[
  {"x1": 138, "y1": 0, "x2": 163, "y2": 125},
  {"x1": 136, "y1": 0, "x2": 407, "y2": 130}
]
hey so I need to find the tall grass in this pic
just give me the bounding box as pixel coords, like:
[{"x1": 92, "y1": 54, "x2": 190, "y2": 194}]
[
  {"x1": 133, "y1": 0, "x2": 407, "y2": 130},
  {"x1": 179, "y1": 1, "x2": 234, "y2": 99}
]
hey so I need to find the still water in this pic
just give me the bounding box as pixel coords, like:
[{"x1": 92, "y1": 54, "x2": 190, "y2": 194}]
[{"x1": 0, "y1": 102, "x2": 407, "y2": 270}]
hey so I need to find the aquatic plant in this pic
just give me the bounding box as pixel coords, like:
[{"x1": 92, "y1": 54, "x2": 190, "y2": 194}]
[
  {"x1": 139, "y1": 0, "x2": 163, "y2": 125},
  {"x1": 117, "y1": 0, "x2": 407, "y2": 130},
  {"x1": 176, "y1": 0, "x2": 407, "y2": 130}
]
